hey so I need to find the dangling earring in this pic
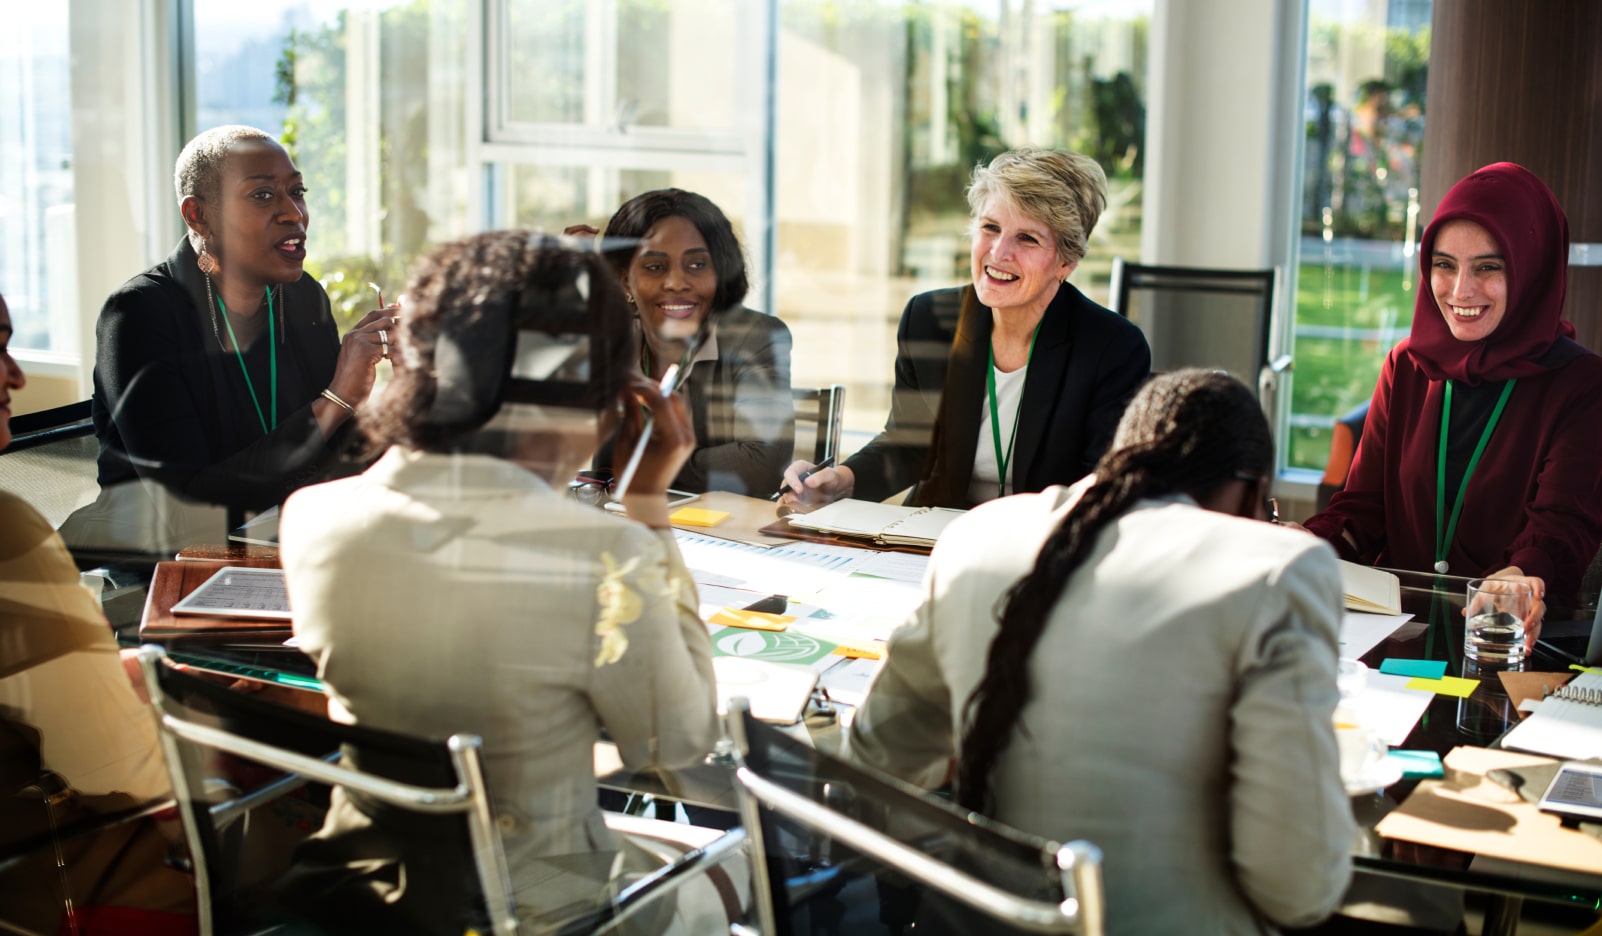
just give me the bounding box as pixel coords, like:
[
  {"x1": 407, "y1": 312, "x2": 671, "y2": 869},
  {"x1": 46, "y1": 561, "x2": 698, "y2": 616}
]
[
  {"x1": 624, "y1": 292, "x2": 635, "y2": 304},
  {"x1": 202, "y1": 269, "x2": 226, "y2": 352},
  {"x1": 197, "y1": 241, "x2": 218, "y2": 275}
]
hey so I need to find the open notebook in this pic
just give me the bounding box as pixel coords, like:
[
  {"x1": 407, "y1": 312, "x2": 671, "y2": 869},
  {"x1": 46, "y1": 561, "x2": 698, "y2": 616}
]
[
  {"x1": 783, "y1": 499, "x2": 965, "y2": 548},
  {"x1": 1341, "y1": 560, "x2": 1402, "y2": 615},
  {"x1": 1502, "y1": 672, "x2": 1602, "y2": 760}
]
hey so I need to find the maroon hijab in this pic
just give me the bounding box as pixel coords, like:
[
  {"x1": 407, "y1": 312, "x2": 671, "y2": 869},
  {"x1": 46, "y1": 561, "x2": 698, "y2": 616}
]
[{"x1": 1407, "y1": 162, "x2": 1574, "y2": 384}]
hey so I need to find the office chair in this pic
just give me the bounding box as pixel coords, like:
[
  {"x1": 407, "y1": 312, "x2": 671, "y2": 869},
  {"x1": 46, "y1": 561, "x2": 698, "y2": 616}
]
[
  {"x1": 2, "y1": 400, "x2": 98, "y2": 529},
  {"x1": 137, "y1": 645, "x2": 519, "y2": 935},
  {"x1": 727, "y1": 698, "x2": 1105, "y2": 935},
  {"x1": 1317, "y1": 400, "x2": 1370, "y2": 511},
  {"x1": 793, "y1": 385, "x2": 846, "y2": 465},
  {"x1": 1109, "y1": 258, "x2": 1292, "y2": 413}
]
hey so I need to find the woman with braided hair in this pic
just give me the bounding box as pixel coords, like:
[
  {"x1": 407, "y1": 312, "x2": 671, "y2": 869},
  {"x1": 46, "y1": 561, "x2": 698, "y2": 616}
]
[{"x1": 847, "y1": 369, "x2": 1354, "y2": 934}]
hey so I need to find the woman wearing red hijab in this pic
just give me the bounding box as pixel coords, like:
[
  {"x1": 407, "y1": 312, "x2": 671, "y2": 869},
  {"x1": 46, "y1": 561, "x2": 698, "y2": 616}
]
[{"x1": 1304, "y1": 163, "x2": 1602, "y2": 638}]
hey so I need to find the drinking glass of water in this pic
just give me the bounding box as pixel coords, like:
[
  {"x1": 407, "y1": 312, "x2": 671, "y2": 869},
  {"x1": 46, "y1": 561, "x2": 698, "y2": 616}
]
[{"x1": 1464, "y1": 578, "x2": 1534, "y2": 666}]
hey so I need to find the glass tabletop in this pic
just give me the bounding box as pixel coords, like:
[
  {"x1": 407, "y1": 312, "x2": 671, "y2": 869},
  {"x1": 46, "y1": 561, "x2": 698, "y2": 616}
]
[
  {"x1": 1345, "y1": 567, "x2": 1602, "y2": 909},
  {"x1": 117, "y1": 562, "x2": 1602, "y2": 911}
]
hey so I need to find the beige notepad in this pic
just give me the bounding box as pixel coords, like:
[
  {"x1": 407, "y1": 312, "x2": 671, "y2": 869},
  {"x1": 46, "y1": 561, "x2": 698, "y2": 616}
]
[{"x1": 1341, "y1": 560, "x2": 1403, "y2": 615}]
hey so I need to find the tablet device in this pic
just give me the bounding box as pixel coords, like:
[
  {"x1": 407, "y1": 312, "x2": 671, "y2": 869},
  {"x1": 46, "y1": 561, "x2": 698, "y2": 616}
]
[
  {"x1": 171, "y1": 566, "x2": 293, "y2": 621},
  {"x1": 1537, "y1": 760, "x2": 1602, "y2": 824},
  {"x1": 602, "y1": 489, "x2": 700, "y2": 513}
]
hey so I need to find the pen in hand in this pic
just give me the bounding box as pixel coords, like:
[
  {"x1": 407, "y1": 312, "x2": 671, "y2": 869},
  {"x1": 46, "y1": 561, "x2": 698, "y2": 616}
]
[
  {"x1": 612, "y1": 363, "x2": 681, "y2": 501},
  {"x1": 772, "y1": 456, "x2": 836, "y2": 501}
]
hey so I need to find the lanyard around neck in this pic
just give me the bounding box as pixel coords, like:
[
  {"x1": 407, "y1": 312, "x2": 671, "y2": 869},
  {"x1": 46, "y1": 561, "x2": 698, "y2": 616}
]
[
  {"x1": 217, "y1": 287, "x2": 277, "y2": 435},
  {"x1": 986, "y1": 324, "x2": 1040, "y2": 499},
  {"x1": 1433, "y1": 378, "x2": 1515, "y2": 573}
]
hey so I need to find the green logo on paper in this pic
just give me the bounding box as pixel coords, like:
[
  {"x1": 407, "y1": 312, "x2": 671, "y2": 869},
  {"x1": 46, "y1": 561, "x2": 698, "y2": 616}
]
[{"x1": 712, "y1": 628, "x2": 835, "y2": 665}]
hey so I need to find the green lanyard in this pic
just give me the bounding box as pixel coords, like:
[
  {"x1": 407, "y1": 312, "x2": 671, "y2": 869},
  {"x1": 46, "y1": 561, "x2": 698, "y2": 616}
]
[
  {"x1": 217, "y1": 287, "x2": 277, "y2": 435},
  {"x1": 1433, "y1": 378, "x2": 1515, "y2": 574},
  {"x1": 985, "y1": 324, "x2": 1040, "y2": 499}
]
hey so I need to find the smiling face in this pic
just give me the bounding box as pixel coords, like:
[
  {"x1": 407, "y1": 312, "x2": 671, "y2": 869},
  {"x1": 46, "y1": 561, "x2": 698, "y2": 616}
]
[
  {"x1": 190, "y1": 138, "x2": 309, "y2": 288},
  {"x1": 970, "y1": 193, "x2": 1075, "y2": 318},
  {"x1": 0, "y1": 295, "x2": 27, "y2": 451},
  {"x1": 1430, "y1": 219, "x2": 1508, "y2": 343},
  {"x1": 626, "y1": 214, "x2": 717, "y2": 344}
]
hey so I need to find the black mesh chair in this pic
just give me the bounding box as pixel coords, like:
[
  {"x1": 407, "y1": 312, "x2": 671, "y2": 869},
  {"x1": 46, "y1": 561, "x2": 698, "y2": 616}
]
[
  {"x1": 793, "y1": 385, "x2": 846, "y2": 466},
  {"x1": 136, "y1": 645, "x2": 518, "y2": 935},
  {"x1": 727, "y1": 699, "x2": 1104, "y2": 935},
  {"x1": 137, "y1": 646, "x2": 747, "y2": 936},
  {"x1": 1109, "y1": 259, "x2": 1292, "y2": 413},
  {"x1": 2, "y1": 401, "x2": 97, "y2": 529}
]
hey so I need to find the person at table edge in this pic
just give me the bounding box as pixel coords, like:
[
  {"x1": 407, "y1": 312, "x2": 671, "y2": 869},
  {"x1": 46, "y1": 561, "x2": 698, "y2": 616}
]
[
  {"x1": 781, "y1": 146, "x2": 1151, "y2": 510},
  {"x1": 1303, "y1": 162, "x2": 1602, "y2": 624}
]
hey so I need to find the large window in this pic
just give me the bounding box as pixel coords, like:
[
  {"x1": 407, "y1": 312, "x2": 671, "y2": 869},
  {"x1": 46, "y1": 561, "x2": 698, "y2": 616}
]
[
  {"x1": 485, "y1": 0, "x2": 1151, "y2": 432},
  {"x1": 1287, "y1": 0, "x2": 1431, "y2": 470},
  {"x1": 0, "y1": 6, "x2": 74, "y2": 353},
  {"x1": 193, "y1": 0, "x2": 471, "y2": 328}
]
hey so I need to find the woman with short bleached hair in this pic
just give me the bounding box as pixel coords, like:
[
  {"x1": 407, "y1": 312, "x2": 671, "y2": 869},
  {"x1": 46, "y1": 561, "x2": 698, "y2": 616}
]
[
  {"x1": 781, "y1": 146, "x2": 1150, "y2": 510},
  {"x1": 63, "y1": 125, "x2": 392, "y2": 552}
]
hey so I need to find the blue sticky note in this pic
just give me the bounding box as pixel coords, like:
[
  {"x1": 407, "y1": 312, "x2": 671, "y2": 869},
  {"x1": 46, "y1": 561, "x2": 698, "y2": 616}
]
[
  {"x1": 1379, "y1": 658, "x2": 1448, "y2": 680},
  {"x1": 1386, "y1": 749, "x2": 1444, "y2": 780}
]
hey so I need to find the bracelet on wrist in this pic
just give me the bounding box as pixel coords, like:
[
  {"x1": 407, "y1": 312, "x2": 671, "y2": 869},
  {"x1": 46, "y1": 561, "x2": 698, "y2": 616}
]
[{"x1": 320, "y1": 388, "x2": 355, "y2": 414}]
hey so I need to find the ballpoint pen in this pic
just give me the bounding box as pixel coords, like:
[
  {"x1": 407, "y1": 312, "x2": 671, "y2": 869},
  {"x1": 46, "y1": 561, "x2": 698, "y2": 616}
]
[
  {"x1": 611, "y1": 363, "x2": 682, "y2": 500},
  {"x1": 771, "y1": 456, "x2": 835, "y2": 501}
]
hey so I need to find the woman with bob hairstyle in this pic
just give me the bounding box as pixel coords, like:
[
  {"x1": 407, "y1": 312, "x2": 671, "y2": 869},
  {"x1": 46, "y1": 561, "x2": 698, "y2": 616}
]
[{"x1": 590, "y1": 188, "x2": 794, "y2": 496}]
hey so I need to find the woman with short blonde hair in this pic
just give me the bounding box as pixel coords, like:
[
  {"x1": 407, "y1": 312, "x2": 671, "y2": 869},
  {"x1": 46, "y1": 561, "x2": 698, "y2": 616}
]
[{"x1": 783, "y1": 146, "x2": 1149, "y2": 509}]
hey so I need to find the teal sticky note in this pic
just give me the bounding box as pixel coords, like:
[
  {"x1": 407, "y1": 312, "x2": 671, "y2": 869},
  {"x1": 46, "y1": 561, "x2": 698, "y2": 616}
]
[
  {"x1": 1380, "y1": 658, "x2": 1448, "y2": 680},
  {"x1": 1386, "y1": 749, "x2": 1444, "y2": 780}
]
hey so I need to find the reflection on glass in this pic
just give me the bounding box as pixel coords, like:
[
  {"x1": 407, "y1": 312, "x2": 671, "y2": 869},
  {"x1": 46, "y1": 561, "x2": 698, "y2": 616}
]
[{"x1": 1289, "y1": 1, "x2": 1432, "y2": 469}]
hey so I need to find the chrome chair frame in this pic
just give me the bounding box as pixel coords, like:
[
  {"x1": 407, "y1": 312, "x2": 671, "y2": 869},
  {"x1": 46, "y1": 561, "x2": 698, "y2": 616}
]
[
  {"x1": 726, "y1": 698, "x2": 1105, "y2": 935},
  {"x1": 136, "y1": 646, "x2": 518, "y2": 936},
  {"x1": 792, "y1": 385, "x2": 846, "y2": 465}
]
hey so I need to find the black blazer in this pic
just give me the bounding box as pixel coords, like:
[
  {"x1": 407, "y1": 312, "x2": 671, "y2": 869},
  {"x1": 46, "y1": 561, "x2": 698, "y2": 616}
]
[
  {"x1": 845, "y1": 283, "x2": 1150, "y2": 508},
  {"x1": 90, "y1": 239, "x2": 347, "y2": 512}
]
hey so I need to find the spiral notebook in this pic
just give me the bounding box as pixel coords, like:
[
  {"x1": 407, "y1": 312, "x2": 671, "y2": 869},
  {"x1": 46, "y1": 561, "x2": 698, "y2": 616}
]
[
  {"x1": 1502, "y1": 672, "x2": 1602, "y2": 760},
  {"x1": 783, "y1": 499, "x2": 966, "y2": 548}
]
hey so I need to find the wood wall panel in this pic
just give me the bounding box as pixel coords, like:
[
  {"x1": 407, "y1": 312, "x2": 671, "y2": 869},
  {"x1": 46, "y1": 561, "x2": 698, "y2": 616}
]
[{"x1": 1422, "y1": 1, "x2": 1602, "y2": 351}]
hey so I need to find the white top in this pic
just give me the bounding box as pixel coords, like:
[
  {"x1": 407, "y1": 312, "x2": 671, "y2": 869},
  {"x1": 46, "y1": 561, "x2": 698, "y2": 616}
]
[
  {"x1": 846, "y1": 488, "x2": 1354, "y2": 934},
  {"x1": 969, "y1": 362, "x2": 1029, "y2": 504}
]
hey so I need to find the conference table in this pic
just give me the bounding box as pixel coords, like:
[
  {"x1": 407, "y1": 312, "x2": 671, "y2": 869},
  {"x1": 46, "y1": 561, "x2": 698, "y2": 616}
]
[{"x1": 122, "y1": 493, "x2": 1602, "y2": 934}]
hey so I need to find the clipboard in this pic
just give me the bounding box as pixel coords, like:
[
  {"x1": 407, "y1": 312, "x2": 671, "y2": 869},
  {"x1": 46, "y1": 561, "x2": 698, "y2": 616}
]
[{"x1": 140, "y1": 560, "x2": 294, "y2": 639}]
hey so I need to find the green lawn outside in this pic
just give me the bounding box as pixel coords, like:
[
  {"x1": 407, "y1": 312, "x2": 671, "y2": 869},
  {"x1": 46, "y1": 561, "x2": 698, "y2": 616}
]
[{"x1": 1287, "y1": 261, "x2": 1418, "y2": 470}]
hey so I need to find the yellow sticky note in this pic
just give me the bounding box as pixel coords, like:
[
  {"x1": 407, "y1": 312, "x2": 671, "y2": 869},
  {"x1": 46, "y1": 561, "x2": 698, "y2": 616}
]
[
  {"x1": 708, "y1": 608, "x2": 794, "y2": 631},
  {"x1": 671, "y1": 507, "x2": 730, "y2": 528},
  {"x1": 832, "y1": 641, "x2": 884, "y2": 660},
  {"x1": 1406, "y1": 675, "x2": 1479, "y2": 698}
]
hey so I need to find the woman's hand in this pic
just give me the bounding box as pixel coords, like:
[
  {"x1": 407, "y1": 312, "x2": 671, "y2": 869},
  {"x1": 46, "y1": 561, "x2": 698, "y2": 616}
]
[
  {"x1": 615, "y1": 374, "x2": 696, "y2": 528},
  {"x1": 314, "y1": 306, "x2": 397, "y2": 434},
  {"x1": 778, "y1": 459, "x2": 855, "y2": 513},
  {"x1": 1480, "y1": 566, "x2": 1548, "y2": 652}
]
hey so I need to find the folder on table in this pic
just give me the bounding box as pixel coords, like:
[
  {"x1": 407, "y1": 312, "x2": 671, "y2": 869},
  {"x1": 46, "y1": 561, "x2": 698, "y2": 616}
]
[{"x1": 782, "y1": 499, "x2": 965, "y2": 549}]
